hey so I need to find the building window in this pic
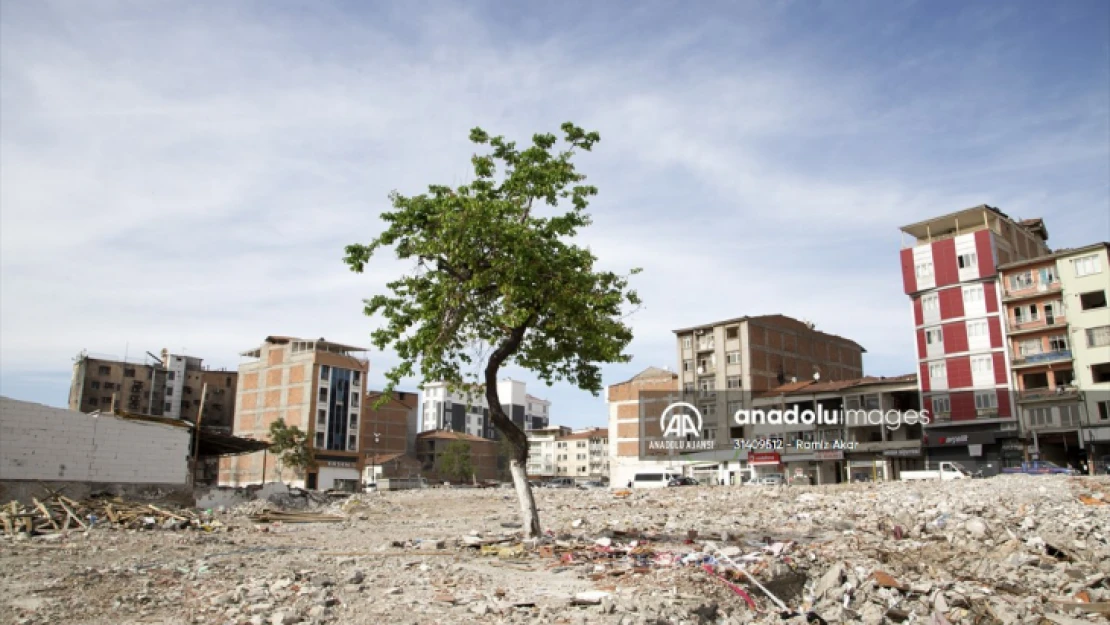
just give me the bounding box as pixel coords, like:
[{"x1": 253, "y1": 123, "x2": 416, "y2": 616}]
[
  {"x1": 91, "y1": 381, "x2": 101, "y2": 390},
  {"x1": 1087, "y1": 326, "x2": 1110, "y2": 348},
  {"x1": 726, "y1": 400, "x2": 743, "y2": 415},
  {"x1": 921, "y1": 294, "x2": 939, "y2": 313},
  {"x1": 683, "y1": 359, "x2": 693, "y2": 372},
  {"x1": 1039, "y1": 266, "x2": 1058, "y2": 284},
  {"x1": 698, "y1": 377, "x2": 715, "y2": 392},
  {"x1": 167, "y1": 371, "x2": 176, "y2": 381},
  {"x1": 696, "y1": 334, "x2": 715, "y2": 351},
  {"x1": 350, "y1": 394, "x2": 360, "y2": 408},
  {"x1": 1019, "y1": 339, "x2": 1042, "y2": 357},
  {"x1": 1073, "y1": 255, "x2": 1101, "y2": 277},
  {"x1": 124, "y1": 368, "x2": 136, "y2": 377},
  {"x1": 1059, "y1": 404, "x2": 1081, "y2": 427},
  {"x1": 915, "y1": 262, "x2": 933, "y2": 278},
  {"x1": 682, "y1": 336, "x2": 692, "y2": 349},
  {"x1": 164, "y1": 402, "x2": 172, "y2": 411},
  {"x1": 925, "y1": 327, "x2": 943, "y2": 345},
  {"x1": 1048, "y1": 335, "x2": 1069, "y2": 352},
  {"x1": 1080, "y1": 290, "x2": 1107, "y2": 311},
  {"x1": 98, "y1": 366, "x2": 110, "y2": 375},
  {"x1": 320, "y1": 365, "x2": 330, "y2": 380},
  {"x1": 88, "y1": 398, "x2": 98, "y2": 406},
  {"x1": 726, "y1": 351, "x2": 741, "y2": 365},
  {"x1": 1009, "y1": 271, "x2": 1033, "y2": 290},
  {"x1": 970, "y1": 355, "x2": 993, "y2": 374},
  {"x1": 683, "y1": 382, "x2": 694, "y2": 393},
  {"x1": 315, "y1": 432, "x2": 325, "y2": 448},
  {"x1": 317, "y1": 409, "x2": 327, "y2": 425},
  {"x1": 1092, "y1": 363, "x2": 1110, "y2": 383},
  {"x1": 931, "y1": 396, "x2": 950, "y2": 415},
  {"x1": 966, "y1": 320, "x2": 988, "y2": 338},
  {"x1": 1099, "y1": 401, "x2": 1110, "y2": 421},
  {"x1": 165, "y1": 387, "x2": 173, "y2": 396},
  {"x1": 974, "y1": 391, "x2": 998, "y2": 411},
  {"x1": 1027, "y1": 407, "x2": 1051, "y2": 427},
  {"x1": 726, "y1": 376, "x2": 741, "y2": 389},
  {"x1": 350, "y1": 412, "x2": 358, "y2": 427},
  {"x1": 699, "y1": 403, "x2": 717, "y2": 417},
  {"x1": 962, "y1": 284, "x2": 984, "y2": 304},
  {"x1": 929, "y1": 362, "x2": 946, "y2": 379},
  {"x1": 352, "y1": 371, "x2": 361, "y2": 385},
  {"x1": 957, "y1": 253, "x2": 977, "y2": 269},
  {"x1": 318, "y1": 388, "x2": 328, "y2": 402},
  {"x1": 348, "y1": 435, "x2": 357, "y2": 451},
  {"x1": 1014, "y1": 304, "x2": 1039, "y2": 324},
  {"x1": 726, "y1": 326, "x2": 739, "y2": 339}
]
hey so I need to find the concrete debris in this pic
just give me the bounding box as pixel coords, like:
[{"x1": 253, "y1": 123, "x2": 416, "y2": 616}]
[{"x1": 1, "y1": 475, "x2": 1108, "y2": 624}]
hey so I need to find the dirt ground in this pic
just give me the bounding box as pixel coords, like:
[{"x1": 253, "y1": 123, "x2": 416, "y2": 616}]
[{"x1": 3, "y1": 476, "x2": 1110, "y2": 625}]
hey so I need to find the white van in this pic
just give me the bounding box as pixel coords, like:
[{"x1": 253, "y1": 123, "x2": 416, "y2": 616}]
[{"x1": 632, "y1": 471, "x2": 682, "y2": 489}]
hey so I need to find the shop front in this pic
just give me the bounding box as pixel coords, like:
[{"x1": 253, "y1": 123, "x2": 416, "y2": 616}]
[
  {"x1": 924, "y1": 429, "x2": 1013, "y2": 476},
  {"x1": 313, "y1": 456, "x2": 361, "y2": 492},
  {"x1": 780, "y1": 450, "x2": 843, "y2": 485},
  {"x1": 749, "y1": 452, "x2": 783, "y2": 479},
  {"x1": 844, "y1": 442, "x2": 924, "y2": 482}
]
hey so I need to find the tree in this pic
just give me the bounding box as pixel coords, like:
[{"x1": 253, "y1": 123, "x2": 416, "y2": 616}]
[
  {"x1": 437, "y1": 440, "x2": 475, "y2": 483},
  {"x1": 345, "y1": 122, "x2": 640, "y2": 537},
  {"x1": 268, "y1": 418, "x2": 315, "y2": 484}
]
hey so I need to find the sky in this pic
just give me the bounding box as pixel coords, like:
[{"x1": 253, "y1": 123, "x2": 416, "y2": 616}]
[{"x1": 2, "y1": 0, "x2": 1108, "y2": 429}]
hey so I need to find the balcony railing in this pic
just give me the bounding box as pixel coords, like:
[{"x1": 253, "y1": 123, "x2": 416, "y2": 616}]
[
  {"x1": 1012, "y1": 350, "x2": 1072, "y2": 366},
  {"x1": 1016, "y1": 387, "x2": 1079, "y2": 403},
  {"x1": 1003, "y1": 280, "x2": 1062, "y2": 301},
  {"x1": 1008, "y1": 316, "x2": 1066, "y2": 333}
]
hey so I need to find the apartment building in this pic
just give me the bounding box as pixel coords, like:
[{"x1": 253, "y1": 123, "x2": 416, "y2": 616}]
[
  {"x1": 69, "y1": 348, "x2": 237, "y2": 430},
  {"x1": 999, "y1": 243, "x2": 1110, "y2": 468},
  {"x1": 525, "y1": 425, "x2": 572, "y2": 478},
  {"x1": 415, "y1": 430, "x2": 500, "y2": 483},
  {"x1": 420, "y1": 378, "x2": 550, "y2": 439},
  {"x1": 556, "y1": 428, "x2": 609, "y2": 481},
  {"x1": 218, "y1": 336, "x2": 369, "y2": 491},
  {"x1": 361, "y1": 391, "x2": 419, "y2": 481},
  {"x1": 899, "y1": 205, "x2": 1051, "y2": 473},
  {"x1": 607, "y1": 366, "x2": 681, "y2": 488}
]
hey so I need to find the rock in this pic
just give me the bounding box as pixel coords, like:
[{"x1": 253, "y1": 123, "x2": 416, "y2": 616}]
[
  {"x1": 384, "y1": 587, "x2": 402, "y2": 595},
  {"x1": 573, "y1": 591, "x2": 611, "y2": 605},
  {"x1": 595, "y1": 537, "x2": 612, "y2": 548},
  {"x1": 572, "y1": 519, "x2": 584, "y2": 528},
  {"x1": 346, "y1": 570, "x2": 364, "y2": 585},
  {"x1": 965, "y1": 518, "x2": 989, "y2": 539},
  {"x1": 270, "y1": 611, "x2": 298, "y2": 625},
  {"x1": 418, "y1": 539, "x2": 445, "y2": 550},
  {"x1": 815, "y1": 563, "x2": 844, "y2": 599}
]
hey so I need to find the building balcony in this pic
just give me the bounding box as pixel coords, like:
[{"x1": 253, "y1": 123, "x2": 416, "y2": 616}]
[
  {"x1": 1007, "y1": 316, "x2": 1067, "y2": 335},
  {"x1": 1012, "y1": 350, "x2": 1072, "y2": 368},
  {"x1": 1016, "y1": 387, "x2": 1080, "y2": 403},
  {"x1": 1003, "y1": 281, "x2": 1062, "y2": 303}
]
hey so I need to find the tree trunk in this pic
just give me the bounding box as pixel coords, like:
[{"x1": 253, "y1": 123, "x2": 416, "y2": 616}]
[{"x1": 509, "y1": 458, "x2": 540, "y2": 536}]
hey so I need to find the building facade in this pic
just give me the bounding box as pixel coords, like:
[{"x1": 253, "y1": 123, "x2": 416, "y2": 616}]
[
  {"x1": 1062, "y1": 244, "x2": 1110, "y2": 471},
  {"x1": 607, "y1": 366, "x2": 681, "y2": 488},
  {"x1": 415, "y1": 430, "x2": 500, "y2": 483},
  {"x1": 556, "y1": 428, "x2": 609, "y2": 481},
  {"x1": 361, "y1": 391, "x2": 419, "y2": 482},
  {"x1": 420, "y1": 378, "x2": 550, "y2": 439},
  {"x1": 69, "y1": 349, "x2": 237, "y2": 430},
  {"x1": 526, "y1": 425, "x2": 572, "y2": 478},
  {"x1": 218, "y1": 336, "x2": 369, "y2": 491},
  {"x1": 899, "y1": 205, "x2": 1051, "y2": 473}
]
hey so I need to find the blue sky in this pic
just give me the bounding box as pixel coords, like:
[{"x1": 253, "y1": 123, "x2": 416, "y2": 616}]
[{"x1": 2, "y1": 0, "x2": 1108, "y2": 429}]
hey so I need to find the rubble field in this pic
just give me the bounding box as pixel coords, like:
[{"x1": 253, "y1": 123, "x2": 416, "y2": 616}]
[{"x1": 3, "y1": 476, "x2": 1109, "y2": 625}]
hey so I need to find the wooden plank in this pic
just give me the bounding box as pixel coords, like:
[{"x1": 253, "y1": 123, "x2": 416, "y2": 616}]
[
  {"x1": 58, "y1": 500, "x2": 87, "y2": 530},
  {"x1": 33, "y1": 498, "x2": 60, "y2": 530}
]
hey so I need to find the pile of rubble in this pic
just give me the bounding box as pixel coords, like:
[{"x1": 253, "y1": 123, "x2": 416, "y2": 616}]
[{"x1": 1, "y1": 492, "x2": 223, "y2": 535}]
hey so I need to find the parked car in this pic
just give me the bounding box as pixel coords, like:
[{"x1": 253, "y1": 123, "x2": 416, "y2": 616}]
[
  {"x1": 1000, "y1": 461, "x2": 1079, "y2": 476},
  {"x1": 667, "y1": 477, "x2": 699, "y2": 487},
  {"x1": 753, "y1": 474, "x2": 786, "y2": 486},
  {"x1": 545, "y1": 477, "x2": 577, "y2": 489},
  {"x1": 578, "y1": 480, "x2": 607, "y2": 489},
  {"x1": 631, "y1": 471, "x2": 682, "y2": 489},
  {"x1": 900, "y1": 462, "x2": 972, "y2": 481}
]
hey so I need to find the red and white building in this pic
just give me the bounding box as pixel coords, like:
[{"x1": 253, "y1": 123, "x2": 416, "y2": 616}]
[{"x1": 899, "y1": 205, "x2": 1051, "y2": 472}]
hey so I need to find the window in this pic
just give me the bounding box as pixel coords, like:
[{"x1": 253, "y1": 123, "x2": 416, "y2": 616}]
[
  {"x1": 915, "y1": 262, "x2": 933, "y2": 278},
  {"x1": 962, "y1": 285, "x2": 984, "y2": 304},
  {"x1": 226, "y1": 376, "x2": 232, "y2": 388},
  {"x1": 348, "y1": 435, "x2": 357, "y2": 451},
  {"x1": 1087, "y1": 326, "x2": 1110, "y2": 348},
  {"x1": 931, "y1": 396, "x2": 950, "y2": 415},
  {"x1": 683, "y1": 359, "x2": 693, "y2": 372},
  {"x1": 315, "y1": 432, "x2": 325, "y2": 448},
  {"x1": 164, "y1": 402, "x2": 172, "y2": 411},
  {"x1": 352, "y1": 371, "x2": 361, "y2": 385},
  {"x1": 699, "y1": 403, "x2": 717, "y2": 417},
  {"x1": 957, "y1": 253, "x2": 977, "y2": 269},
  {"x1": 349, "y1": 413, "x2": 358, "y2": 427},
  {"x1": 698, "y1": 377, "x2": 715, "y2": 392},
  {"x1": 1048, "y1": 335, "x2": 1068, "y2": 352},
  {"x1": 1038, "y1": 267, "x2": 1058, "y2": 284},
  {"x1": 317, "y1": 409, "x2": 326, "y2": 424},
  {"x1": 925, "y1": 328, "x2": 943, "y2": 345},
  {"x1": 683, "y1": 382, "x2": 695, "y2": 393},
  {"x1": 350, "y1": 394, "x2": 360, "y2": 407},
  {"x1": 1092, "y1": 363, "x2": 1110, "y2": 383},
  {"x1": 1073, "y1": 255, "x2": 1101, "y2": 277},
  {"x1": 91, "y1": 381, "x2": 101, "y2": 390},
  {"x1": 726, "y1": 376, "x2": 741, "y2": 389},
  {"x1": 1027, "y1": 407, "x2": 1051, "y2": 427},
  {"x1": 1099, "y1": 401, "x2": 1110, "y2": 421},
  {"x1": 929, "y1": 362, "x2": 946, "y2": 379},
  {"x1": 922, "y1": 294, "x2": 939, "y2": 313},
  {"x1": 863, "y1": 394, "x2": 880, "y2": 410},
  {"x1": 183, "y1": 386, "x2": 192, "y2": 394},
  {"x1": 167, "y1": 371, "x2": 176, "y2": 381},
  {"x1": 966, "y1": 320, "x2": 988, "y2": 338},
  {"x1": 727, "y1": 401, "x2": 743, "y2": 415},
  {"x1": 726, "y1": 351, "x2": 741, "y2": 365},
  {"x1": 98, "y1": 366, "x2": 110, "y2": 375},
  {"x1": 1009, "y1": 271, "x2": 1033, "y2": 290},
  {"x1": 165, "y1": 387, "x2": 173, "y2": 396},
  {"x1": 682, "y1": 336, "x2": 692, "y2": 349},
  {"x1": 318, "y1": 388, "x2": 328, "y2": 402},
  {"x1": 1019, "y1": 339, "x2": 1042, "y2": 357},
  {"x1": 124, "y1": 368, "x2": 136, "y2": 377},
  {"x1": 975, "y1": 391, "x2": 998, "y2": 410},
  {"x1": 88, "y1": 398, "x2": 98, "y2": 406},
  {"x1": 726, "y1": 326, "x2": 739, "y2": 339},
  {"x1": 696, "y1": 335, "x2": 715, "y2": 350},
  {"x1": 320, "y1": 365, "x2": 330, "y2": 380},
  {"x1": 1059, "y1": 404, "x2": 1081, "y2": 427},
  {"x1": 1055, "y1": 369, "x2": 1075, "y2": 387},
  {"x1": 1080, "y1": 291, "x2": 1107, "y2": 310},
  {"x1": 970, "y1": 355, "x2": 993, "y2": 374}
]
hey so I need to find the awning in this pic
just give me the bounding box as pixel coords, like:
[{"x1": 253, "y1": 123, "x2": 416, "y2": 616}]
[{"x1": 196, "y1": 429, "x2": 270, "y2": 457}]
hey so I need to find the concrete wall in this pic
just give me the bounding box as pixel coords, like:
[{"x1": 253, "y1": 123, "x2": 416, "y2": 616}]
[{"x1": 0, "y1": 396, "x2": 191, "y2": 485}]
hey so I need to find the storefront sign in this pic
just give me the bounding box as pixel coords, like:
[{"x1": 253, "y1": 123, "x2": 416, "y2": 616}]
[
  {"x1": 814, "y1": 450, "x2": 844, "y2": 461},
  {"x1": 925, "y1": 431, "x2": 996, "y2": 447},
  {"x1": 749, "y1": 452, "x2": 781, "y2": 466},
  {"x1": 321, "y1": 460, "x2": 356, "y2": 469},
  {"x1": 1000, "y1": 440, "x2": 1024, "y2": 452},
  {"x1": 882, "y1": 448, "x2": 922, "y2": 457}
]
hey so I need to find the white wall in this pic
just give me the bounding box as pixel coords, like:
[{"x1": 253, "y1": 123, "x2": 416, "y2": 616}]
[{"x1": 0, "y1": 396, "x2": 190, "y2": 484}]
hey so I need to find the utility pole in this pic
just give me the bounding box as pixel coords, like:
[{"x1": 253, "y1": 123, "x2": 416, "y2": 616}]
[{"x1": 191, "y1": 383, "x2": 209, "y2": 485}]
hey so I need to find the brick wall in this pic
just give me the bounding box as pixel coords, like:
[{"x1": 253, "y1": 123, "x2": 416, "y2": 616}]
[{"x1": 0, "y1": 397, "x2": 190, "y2": 484}]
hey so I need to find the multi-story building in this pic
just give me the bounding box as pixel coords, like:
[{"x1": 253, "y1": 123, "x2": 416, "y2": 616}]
[
  {"x1": 361, "y1": 390, "x2": 419, "y2": 481},
  {"x1": 607, "y1": 366, "x2": 681, "y2": 488},
  {"x1": 899, "y1": 205, "x2": 1051, "y2": 473},
  {"x1": 999, "y1": 243, "x2": 1110, "y2": 468},
  {"x1": 415, "y1": 430, "x2": 500, "y2": 482},
  {"x1": 556, "y1": 428, "x2": 609, "y2": 481},
  {"x1": 420, "y1": 378, "x2": 550, "y2": 439},
  {"x1": 218, "y1": 336, "x2": 369, "y2": 491},
  {"x1": 69, "y1": 348, "x2": 237, "y2": 430},
  {"x1": 526, "y1": 425, "x2": 572, "y2": 478}
]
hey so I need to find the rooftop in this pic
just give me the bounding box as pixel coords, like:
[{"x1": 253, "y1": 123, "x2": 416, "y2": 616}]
[
  {"x1": 416, "y1": 429, "x2": 493, "y2": 443},
  {"x1": 997, "y1": 242, "x2": 1109, "y2": 272},
  {"x1": 240, "y1": 336, "x2": 368, "y2": 358},
  {"x1": 672, "y1": 314, "x2": 865, "y2": 351},
  {"x1": 559, "y1": 428, "x2": 608, "y2": 441},
  {"x1": 760, "y1": 373, "x2": 918, "y2": 398},
  {"x1": 898, "y1": 204, "x2": 1047, "y2": 244}
]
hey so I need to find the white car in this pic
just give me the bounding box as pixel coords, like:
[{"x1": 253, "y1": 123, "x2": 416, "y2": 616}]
[{"x1": 753, "y1": 474, "x2": 786, "y2": 486}]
